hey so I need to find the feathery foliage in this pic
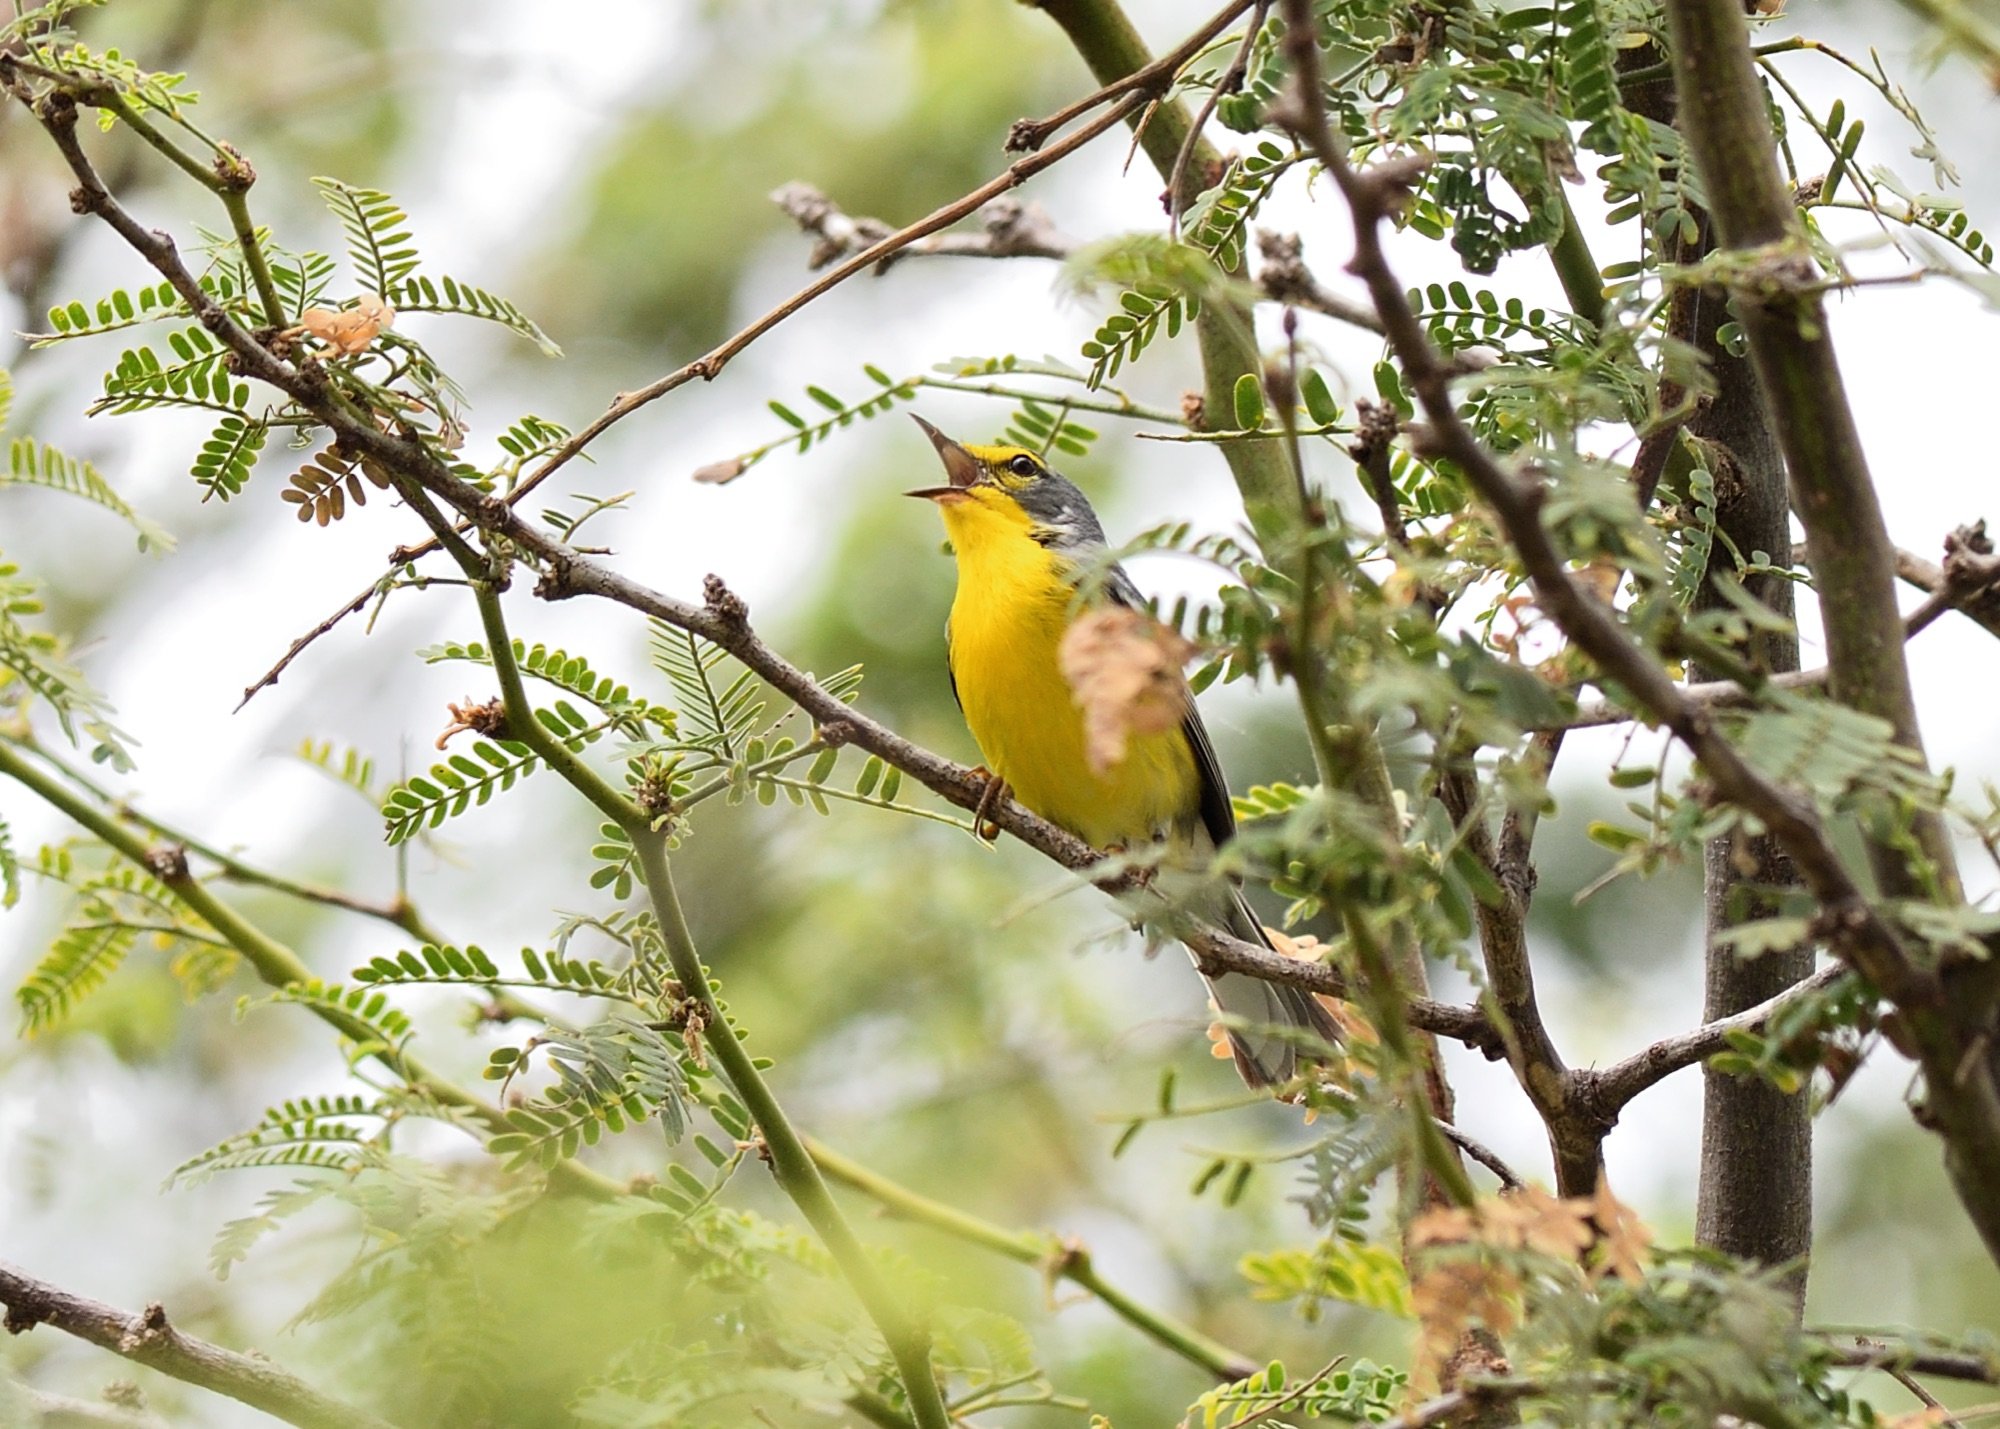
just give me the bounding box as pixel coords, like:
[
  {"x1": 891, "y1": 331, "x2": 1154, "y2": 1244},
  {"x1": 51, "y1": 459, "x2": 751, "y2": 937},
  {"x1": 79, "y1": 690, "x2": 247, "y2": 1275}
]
[
  {"x1": 0, "y1": 556, "x2": 134, "y2": 768},
  {"x1": 2, "y1": 7, "x2": 1997, "y2": 1428},
  {"x1": 421, "y1": 638, "x2": 675, "y2": 736},
  {"x1": 312, "y1": 178, "x2": 419, "y2": 297},
  {"x1": 389, "y1": 273, "x2": 562, "y2": 355},
  {"x1": 380, "y1": 704, "x2": 607, "y2": 844}
]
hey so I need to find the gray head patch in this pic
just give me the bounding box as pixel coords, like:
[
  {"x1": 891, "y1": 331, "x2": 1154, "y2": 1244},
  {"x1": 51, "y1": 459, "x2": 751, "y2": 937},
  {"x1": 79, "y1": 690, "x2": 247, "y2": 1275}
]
[{"x1": 1016, "y1": 471, "x2": 1108, "y2": 554}]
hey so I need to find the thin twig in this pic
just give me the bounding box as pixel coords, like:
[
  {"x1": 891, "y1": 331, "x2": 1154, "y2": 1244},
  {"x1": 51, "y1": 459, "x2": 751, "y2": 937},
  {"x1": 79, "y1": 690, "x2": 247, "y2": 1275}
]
[
  {"x1": 807, "y1": 1139, "x2": 1258, "y2": 1383},
  {"x1": 1257, "y1": 228, "x2": 1385, "y2": 334},
  {"x1": 1225, "y1": 1354, "x2": 1344, "y2": 1428},
  {"x1": 1896, "y1": 526, "x2": 2000, "y2": 644},
  {"x1": 770, "y1": 185, "x2": 1072, "y2": 266},
  {"x1": 1005, "y1": 0, "x2": 1254, "y2": 154},
  {"x1": 1168, "y1": 0, "x2": 1270, "y2": 238},
  {"x1": 1373, "y1": 1378, "x2": 1545, "y2": 1428},
  {"x1": 1889, "y1": 1365, "x2": 1959, "y2": 1424},
  {"x1": 495, "y1": 2, "x2": 1246, "y2": 499},
  {"x1": 1439, "y1": 1122, "x2": 1524, "y2": 1189},
  {"x1": 1555, "y1": 578, "x2": 1957, "y2": 732},
  {"x1": 0, "y1": 1261, "x2": 400, "y2": 1429},
  {"x1": 1555, "y1": 668, "x2": 1827, "y2": 730}
]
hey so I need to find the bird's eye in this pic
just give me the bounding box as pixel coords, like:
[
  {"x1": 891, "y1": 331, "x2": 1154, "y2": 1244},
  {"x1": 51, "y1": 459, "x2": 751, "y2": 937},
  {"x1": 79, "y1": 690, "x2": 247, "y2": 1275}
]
[{"x1": 1007, "y1": 454, "x2": 1039, "y2": 478}]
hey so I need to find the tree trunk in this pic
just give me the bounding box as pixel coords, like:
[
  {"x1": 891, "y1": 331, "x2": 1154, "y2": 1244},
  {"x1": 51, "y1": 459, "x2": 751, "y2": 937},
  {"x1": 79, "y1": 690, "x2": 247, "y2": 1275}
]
[{"x1": 1684, "y1": 274, "x2": 1812, "y2": 1293}]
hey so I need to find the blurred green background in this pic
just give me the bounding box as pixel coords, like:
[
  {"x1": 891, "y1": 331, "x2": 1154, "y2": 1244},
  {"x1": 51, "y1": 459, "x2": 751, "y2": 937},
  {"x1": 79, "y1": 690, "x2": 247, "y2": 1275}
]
[{"x1": 2, "y1": 0, "x2": 1997, "y2": 1424}]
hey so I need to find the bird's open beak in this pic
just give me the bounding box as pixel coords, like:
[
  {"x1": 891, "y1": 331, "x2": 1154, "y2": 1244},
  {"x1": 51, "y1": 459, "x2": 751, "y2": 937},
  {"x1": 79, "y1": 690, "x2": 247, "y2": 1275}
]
[{"x1": 905, "y1": 414, "x2": 980, "y2": 501}]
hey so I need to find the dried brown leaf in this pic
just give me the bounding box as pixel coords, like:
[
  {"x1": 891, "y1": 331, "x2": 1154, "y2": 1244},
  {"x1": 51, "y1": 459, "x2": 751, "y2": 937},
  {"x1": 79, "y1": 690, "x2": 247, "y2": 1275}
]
[
  {"x1": 692, "y1": 456, "x2": 747, "y2": 485},
  {"x1": 1483, "y1": 1185, "x2": 1595, "y2": 1260},
  {"x1": 1058, "y1": 606, "x2": 1197, "y2": 775},
  {"x1": 1589, "y1": 1174, "x2": 1653, "y2": 1284},
  {"x1": 300, "y1": 292, "x2": 396, "y2": 355},
  {"x1": 1409, "y1": 1256, "x2": 1519, "y2": 1393},
  {"x1": 1409, "y1": 1206, "x2": 1478, "y2": 1247}
]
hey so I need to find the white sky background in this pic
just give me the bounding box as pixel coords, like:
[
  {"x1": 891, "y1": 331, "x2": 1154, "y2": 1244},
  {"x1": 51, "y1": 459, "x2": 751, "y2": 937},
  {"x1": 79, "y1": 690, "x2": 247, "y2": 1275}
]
[{"x1": 4, "y1": 0, "x2": 2000, "y2": 1410}]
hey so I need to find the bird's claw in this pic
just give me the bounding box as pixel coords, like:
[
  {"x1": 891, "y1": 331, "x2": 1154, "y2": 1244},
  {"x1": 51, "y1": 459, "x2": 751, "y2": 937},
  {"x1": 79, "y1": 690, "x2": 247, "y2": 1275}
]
[
  {"x1": 1102, "y1": 843, "x2": 1156, "y2": 889},
  {"x1": 969, "y1": 766, "x2": 1010, "y2": 842}
]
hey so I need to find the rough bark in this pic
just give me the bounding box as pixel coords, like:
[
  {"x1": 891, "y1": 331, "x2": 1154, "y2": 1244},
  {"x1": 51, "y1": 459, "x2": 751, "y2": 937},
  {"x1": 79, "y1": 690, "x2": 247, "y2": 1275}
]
[
  {"x1": 1685, "y1": 298, "x2": 1812, "y2": 1285},
  {"x1": 1626, "y1": 42, "x2": 1813, "y2": 1284}
]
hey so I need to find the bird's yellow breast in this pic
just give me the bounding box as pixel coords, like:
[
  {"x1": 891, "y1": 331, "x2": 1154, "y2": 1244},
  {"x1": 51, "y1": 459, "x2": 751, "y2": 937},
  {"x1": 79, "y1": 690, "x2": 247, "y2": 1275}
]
[{"x1": 939, "y1": 492, "x2": 1199, "y2": 850}]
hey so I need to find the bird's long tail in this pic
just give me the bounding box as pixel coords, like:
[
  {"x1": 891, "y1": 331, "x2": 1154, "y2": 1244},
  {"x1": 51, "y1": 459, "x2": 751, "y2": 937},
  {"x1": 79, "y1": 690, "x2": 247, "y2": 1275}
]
[{"x1": 1197, "y1": 887, "x2": 1343, "y2": 1089}]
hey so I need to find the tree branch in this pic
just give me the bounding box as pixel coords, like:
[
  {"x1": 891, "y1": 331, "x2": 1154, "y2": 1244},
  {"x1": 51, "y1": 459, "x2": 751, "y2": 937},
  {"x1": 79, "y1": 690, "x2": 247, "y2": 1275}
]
[
  {"x1": 1821, "y1": 1335, "x2": 2000, "y2": 1385},
  {"x1": 1896, "y1": 523, "x2": 2000, "y2": 643},
  {"x1": 1032, "y1": 0, "x2": 1477, "y2": 1202},
  {"x1": 391, "y1": 477, "x2": 956, "y2": 1429},
  {"x1": 806, "y1": 1140, "x2": 1259, "y2": 1383},
  {"x1": 1031, "y1": 0, "x2": 1306, "y2": 541},
  {"x1": 1556, "y1": 668, "x2": 1824, "y2": 730},
  {"x1": 1167, "y1": 0, "x2": 1269, "y2": 238},
  {"x1": 1263, "y1": 0, "x2": 2000, "y2": 1264},
  {"x1": 1665, "y1": 201, "x2": 1812, "y2": 1283},
  {"x1": 770, "y1": 184, "x2": 1072, "y2": 266},
  {"x1": 1269, "y1": 14, "x2": 1930, "y2": 1014},
  {"x1": 0, "y1": 1262, "x2": 400, "y2": 1429},
  {"x1": 1434, "y1": 753, "x2": 1591, "y2": 1192},
  {"x1": 630, "y1": 837, "x2": 951, "y2": 1429},
  {"x1": 1256, "y1": 229, "x2": 1385, "y2": 334},
  {"x1": 1662, "y1": 0, "x2": 1959, "y2": 902},
  {"x1": 1587, "y1": 963, "x2": 1848, "y2": 1111},
  {"x1": 7, "y1": 706, "x2": 1245, "y2": 1423},
  {"x1": 1004, "y1": 0, "x2": 1254, "y2": 154}
]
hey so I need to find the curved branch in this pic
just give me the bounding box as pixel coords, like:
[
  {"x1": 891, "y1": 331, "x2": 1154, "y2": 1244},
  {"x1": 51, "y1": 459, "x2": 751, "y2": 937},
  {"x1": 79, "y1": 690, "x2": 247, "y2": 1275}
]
[
  {"x1": 806, "y1": 1139, "x2": 1259, "y2": 1383},
  {"x1": 1586, "y1": 963, "x2": 1849, "y2": 1111},
  {"x1": 0, "y1": 1262, "x2": 399, "y2": 1429},
  {"x1": 388, "y1": 477, "x2": 955, "y2": 1429}
]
